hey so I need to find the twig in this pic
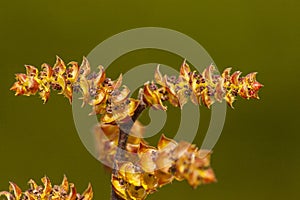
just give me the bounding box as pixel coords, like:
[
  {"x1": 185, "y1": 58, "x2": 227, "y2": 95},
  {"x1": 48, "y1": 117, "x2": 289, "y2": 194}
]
[{"x1": 111, "y1": 103, "x2": 146, "y2": 200}]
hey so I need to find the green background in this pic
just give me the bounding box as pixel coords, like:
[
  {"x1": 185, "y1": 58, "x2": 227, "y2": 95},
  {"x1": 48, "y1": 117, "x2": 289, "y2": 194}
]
[{"x1": 0, "y1": 0, "x2": 299, "y2": 199}]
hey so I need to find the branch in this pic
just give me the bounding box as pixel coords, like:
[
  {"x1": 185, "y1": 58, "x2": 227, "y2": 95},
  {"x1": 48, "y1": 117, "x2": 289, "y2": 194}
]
[
  {"x1": 10, "y1": 57, "x2": 263, "y2": 200},
  {"x1": 111, "y1": 103, "x2": 146, "y2": 200}
]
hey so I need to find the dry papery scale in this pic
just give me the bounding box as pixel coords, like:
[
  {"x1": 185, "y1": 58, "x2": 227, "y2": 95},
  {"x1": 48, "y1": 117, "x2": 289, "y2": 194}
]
[{"x1": 5, "y1": 56, "x2": 263, "y2": 200}]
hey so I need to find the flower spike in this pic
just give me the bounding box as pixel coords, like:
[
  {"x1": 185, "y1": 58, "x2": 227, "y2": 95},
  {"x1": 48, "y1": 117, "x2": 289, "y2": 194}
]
[
  {"x1": 110, "y1": 134, "x2": 216, "y2": 200},
  {"x1": 11, "y1": 57, "x2": 263, "y2": 122},
  {"x1": 0, "y1": 176, "x2": 93, "y2": 200},
  {"x1": 151, "y1": 61, "x2": 263, "y2": 109}
]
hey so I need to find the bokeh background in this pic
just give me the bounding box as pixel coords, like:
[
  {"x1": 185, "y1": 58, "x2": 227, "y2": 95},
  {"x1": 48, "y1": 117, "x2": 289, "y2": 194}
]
[{"x1": 0, "y1": 0, "x2": 299, "y2": 199}]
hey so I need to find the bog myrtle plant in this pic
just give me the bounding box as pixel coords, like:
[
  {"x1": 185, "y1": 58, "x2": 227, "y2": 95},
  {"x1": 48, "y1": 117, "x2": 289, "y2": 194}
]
[{"x1": 2, "y1": 56, "x2": 263, "y2": 200}]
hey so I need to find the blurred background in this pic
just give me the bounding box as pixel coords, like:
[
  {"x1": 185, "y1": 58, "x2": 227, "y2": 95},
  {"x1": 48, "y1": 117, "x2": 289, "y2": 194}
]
[{"x1": 0, "y1": 0, "x2": 299, "y2": 199}]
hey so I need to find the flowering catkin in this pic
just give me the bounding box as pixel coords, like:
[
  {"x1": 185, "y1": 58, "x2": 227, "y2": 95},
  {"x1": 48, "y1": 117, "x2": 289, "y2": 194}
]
[
  {"x1": 108, "y1": 134, "x2": 216, "y2": 200},
  {"x1": 11, "y1": 57, "x2": 262, "y2": 116},
  {"x1": 143, "y1": 61, "x2": 263, "y2": 109},
  {"x1": 0, "y1": 176, "x2": 93, "y2": 200}
]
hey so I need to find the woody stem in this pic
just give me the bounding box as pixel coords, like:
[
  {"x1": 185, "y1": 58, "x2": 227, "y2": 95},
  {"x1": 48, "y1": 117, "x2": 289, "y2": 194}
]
[{"x1": 111, "y1": 103, "x2": 146, "y2": 200}]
